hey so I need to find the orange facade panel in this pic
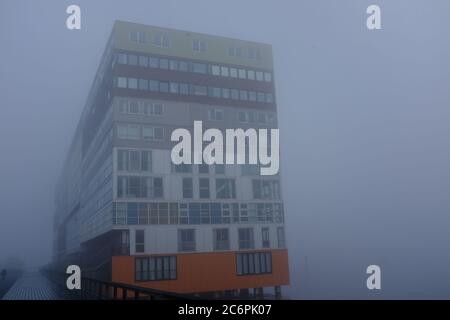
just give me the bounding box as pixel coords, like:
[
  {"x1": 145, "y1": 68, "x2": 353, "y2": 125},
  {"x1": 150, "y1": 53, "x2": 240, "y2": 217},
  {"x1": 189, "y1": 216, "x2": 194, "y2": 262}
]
[{"x1": 112, "y1": 249, "x2": 289, "y2": 294}]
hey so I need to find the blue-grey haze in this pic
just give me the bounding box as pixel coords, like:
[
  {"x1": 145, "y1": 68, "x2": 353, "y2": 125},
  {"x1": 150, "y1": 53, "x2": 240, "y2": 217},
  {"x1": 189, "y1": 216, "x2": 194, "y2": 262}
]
[{"x1": 1, "y1": 0, "x2": 450, "y2": 299}]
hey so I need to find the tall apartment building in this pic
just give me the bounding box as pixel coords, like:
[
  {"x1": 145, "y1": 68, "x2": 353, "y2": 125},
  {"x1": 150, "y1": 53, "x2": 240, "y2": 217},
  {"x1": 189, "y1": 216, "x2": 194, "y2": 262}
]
[{"x1": 54, "y1": 20, "x2": 289, "y2": 297}]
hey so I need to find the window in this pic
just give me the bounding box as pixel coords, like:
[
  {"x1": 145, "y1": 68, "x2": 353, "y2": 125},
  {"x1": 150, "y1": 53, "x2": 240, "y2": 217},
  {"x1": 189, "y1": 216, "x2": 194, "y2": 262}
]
[
  {"x1": 117, "y1": 124, "x2": 140, "y2": 140},
  {"x1": 228, "y1": 46, "x2": 241, "y2": 57},
  {"x1": 199, "y1": 178, "x2": 210, "y2": 199},
  {"x1": 179, "y1": 83, "x2": 189, "y2": 95},
  {"x1": 138, "y1": 79, "x2": 148, "y2": 90},
  {"x1": 230, "y1": 89, "x2": 239, "y2": 100},
  {"x1": 182, "y1": 178, "x2": 193, "y2": 199},
  {"x1": 159, "y1": 81, "x2": 169, "y2": 93},
  {"x1": 154, "y1": 34, "x2": 169, "y2": 47},
  {"x1": 236, "y1": 252, "x2": 272, "y2": 275},
  {"x1": 216, "y1": 179, "x2": 236, "y2": 199},
  {"x1": 179, "y1": 61, "x2": 189, "y2": 72},
  {"x1": 129, "y1": 150, "x2": 140, "y2": 171},
  {"x1": 117, "y1": 53, "x2": 127, "y2": 64},
  {"x1": 143, "y1": 126, "x2": 164, "y2": 141},
  {"x1": 141, "y1": 150, "x2": 152, "y2": 172},
  {"x1": 211, "y1": 65, "x2": 221, "y2": 76},
  {"x1": 222, "y1": 88, "x2": 230, "y2": 99},
  {"x1": 192, "y1": 63, "x2": 207, "y2": 74},
  {"x1": 210, "y1": 87, "x2": 222, "y2": 98},
  {"x1": 170, "y1": 82, "x2": 179, "y2": 94},
  {"x1": 117, "y1": 176, "x2": 163, "y2": 199},
  {"x1": 135, "y1": 230, "x2": 145, "y2": 253},
  {"x1": 135, "y1": 256, "x2": 176, "y2": 281},
  {"x1": 238, "y1": 69, "x2": 247, "y2": 79},
  {"x1": 149, "y1": 80, "x2": 159, "y2": 92},
  {"x1": 116, "y1": 77, "x2": 127, "y2": 88},
  {"x1": 149, "y1": 57, "x2": 159, "y2": 68},
  {"x1": 153, "y1": 104, "x2": 163, "y2": 115},
  {"x1": 128, "y1": 78, "x2": 138, "y2": 89},
  {"x1": 154, "y1": 178, "x2": 163, "y2": 198},
  {"x1": 256, "y1": 71, "x2": 264, "y2": 81},
  {"x1": 262, "y1": 227, "x2": 270, "y2": 248},
  {"x1": 247, "y1": 70, "x2": 255, "y2": 80},
  {"x1": 221, "y1": 66, "x2": 229, "y2": 77},
  {"x1": 248, "y1": 91, "x2": 257, "y2": 102},
  {"x1": 159, "y1": 58, "x2": 169, "y2": 70},
  {"x1": 169, "y1": 60, "x2": 178, "y2": 71},
  {"x1": 238, "y1": 228, "x2": 254, "y2": 249},
  {"x1": 238, "y1": 111, "x2": 247, "y2": 122},
  {"x1": 117, "y1": 150, "x2": 128, "y2": 171},
  {"x1": 214, "y1": 229, "x2": 230, "y2": 251},
  {"x1": 239, "y1": 90, "x2": 248, "y2": 101},
  {"x1": 129, "y1": 31, "x2": 138, "y2": 42},
  {"x1": 129, "y1": 101, "x2": 140, "y2": 114},
  {"x1": 208, "y1": 108, "x2": 224, "y2": 121},
  {"x1": 139, "y1": 56, "x2": 148, "y2": 67},
  {"x1": 178, "y1": 229, "x2": 196, "y2": 252},
  {"x1": 257, "y1": 92, "x2": 266, "y2": 103},
  {"x1": 258, "y1": 113, "x2": 267, "y2": 123},
  {"x1": 264, "y1": 72, "x2": 272, "y2": 82},
  {"x1": 128, "y1": 54, "x2": 138, "y2": 66},
  {"x1": 248, "y1": 48, "x2": 261, "y2": 60},
  {"x1": 193, "y1": 85, "x2": 207, "y2": 96},
  {"x1": 230, "y1": 68, "x2": 238, "y2": 78},
  {"x1": 266, "y1": 93, "x2": 274, "y2": 103},
  {"x1": 252, "y1": 180, "x2": 280, "y2": 199},
  {"x1": 277, "y1": 227, "x2": 286, "y2": 248},
  {"x1": 193, "y1": 39, "x2": 207, "y2": 52},
  {"x1": 143, "y1": 102, "x2": 163, "y2": 116}
]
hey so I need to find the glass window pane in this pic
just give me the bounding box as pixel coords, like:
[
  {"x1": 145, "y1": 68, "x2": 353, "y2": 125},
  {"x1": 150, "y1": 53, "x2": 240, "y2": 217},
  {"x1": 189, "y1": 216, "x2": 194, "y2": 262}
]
[
  {"x1": 159, "y1": 58, "x2": 169, "y2": 69},
  {"x1": 256, "y1": 71, "x2": 264, "y2": 81},
  {"x1": 149, "y1": 80, "x2": 159, "y2": 92},
  {"x1": 139, "y1": 56, "x2": 148, "y2": 67},
  {"x1": 138, "y1": 79, "x2": 148, "y2": 90},
  {"x1": 169, "y1": 60, "x2": 178, "y2": 71},
  {"x1": 149, "y1": 57, "x2": 159, "y2": 68},
  {"x1": 179, "y1": 61, "x2": 188, "y2": 72},
  {"x1": 128, "y1": 78, "x2": 138, "y2": 89},
  {"x1": 238, "y1": 69, "x2": 246, "y2": 79},
  {"x1": 221, "y1": 66, "x2": 229, "y2": 77},
  {"x1": 211, "y1": 65, "x2": 221, "y2": 76}
]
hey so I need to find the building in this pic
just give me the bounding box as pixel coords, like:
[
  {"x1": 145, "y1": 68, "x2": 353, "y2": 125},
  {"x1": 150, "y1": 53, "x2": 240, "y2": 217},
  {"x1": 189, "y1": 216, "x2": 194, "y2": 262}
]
[{"x1": 53, "y1": 20, "x2": 289, "y2": 298}]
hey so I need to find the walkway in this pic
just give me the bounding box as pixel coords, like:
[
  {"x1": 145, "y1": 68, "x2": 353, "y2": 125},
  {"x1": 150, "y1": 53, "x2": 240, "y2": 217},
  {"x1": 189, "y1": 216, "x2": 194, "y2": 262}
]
[{"x1": 2, "y1": 270, "x2": 68, "y2": 300}]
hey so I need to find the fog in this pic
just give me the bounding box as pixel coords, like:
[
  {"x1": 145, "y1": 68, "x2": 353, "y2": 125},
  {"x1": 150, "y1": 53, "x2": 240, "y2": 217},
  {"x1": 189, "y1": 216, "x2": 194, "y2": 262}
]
[{"x1": 1, "y1": 0, "x2": 450, "y2": 299}]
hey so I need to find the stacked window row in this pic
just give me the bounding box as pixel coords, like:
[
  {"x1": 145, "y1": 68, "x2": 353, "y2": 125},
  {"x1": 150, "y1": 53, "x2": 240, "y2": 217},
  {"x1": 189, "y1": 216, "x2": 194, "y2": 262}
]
[
  {"x1": 116, "y1": 175, "x2": 280, "y2": 200},
  {"x1": 134, "y1": 251, "x2": 274, "y2": 282},
  {"x1": 113, "y1": 202, "x2": 284, "y2": 225},
  {"x1": 116, "y1": 149, "x2": 273, "y2": 177},
  {"x1": 116, "y1": 52, "x2": 271, "y2": 81},
  {"x1": 129, "y1": 31, "x2": 264, "y2": 61},
  {"x1": 116, "y1": 123, "x2": 165, "y2": 141},
  {"x1": 135, "y1": 255, "x2": 176, "y2": 281},
  {"x1": 113, "y1": 76, "x2": 275, "y2": 104},
  {"x1": 135, "y1": 227, "x2": 285, "y2": 253},
  {"x1": 113, "y1": 98, "x2": 277, "y2": 125}
]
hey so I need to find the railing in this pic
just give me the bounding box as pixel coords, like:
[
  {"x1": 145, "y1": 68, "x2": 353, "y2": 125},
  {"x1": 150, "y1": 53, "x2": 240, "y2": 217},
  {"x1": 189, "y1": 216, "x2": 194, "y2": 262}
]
[
  {"x1": 42, "y1": 269, "x2": 194, "y2": 300},
  {"x1": 79, "y1": 277, "x2": 194, "y2": 300}
]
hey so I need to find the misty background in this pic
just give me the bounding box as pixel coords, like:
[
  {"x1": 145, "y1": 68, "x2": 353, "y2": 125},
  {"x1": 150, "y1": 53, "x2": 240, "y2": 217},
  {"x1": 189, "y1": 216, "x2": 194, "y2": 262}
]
[{"x1": 1, "y1": 0, "x2": 450, "y2": 299}]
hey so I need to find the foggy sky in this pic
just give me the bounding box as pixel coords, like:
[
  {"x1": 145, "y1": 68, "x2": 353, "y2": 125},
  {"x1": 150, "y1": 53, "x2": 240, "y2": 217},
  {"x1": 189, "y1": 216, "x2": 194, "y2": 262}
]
[{"x1": 1, "y1": 0, "x2": 450, "y2": 299}]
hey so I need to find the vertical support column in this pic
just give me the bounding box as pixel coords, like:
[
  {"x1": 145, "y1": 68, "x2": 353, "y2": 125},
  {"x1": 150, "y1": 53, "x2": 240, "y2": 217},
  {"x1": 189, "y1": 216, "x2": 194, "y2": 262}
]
[{"x1": 274, "y1": 286, "x2": 282, "y2": 299}]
